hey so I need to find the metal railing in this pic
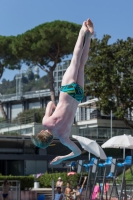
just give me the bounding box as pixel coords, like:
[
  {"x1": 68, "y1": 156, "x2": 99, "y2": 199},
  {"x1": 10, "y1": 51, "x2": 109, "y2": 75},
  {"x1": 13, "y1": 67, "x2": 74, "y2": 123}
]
[
  {"x1": 75, "y1": 110, "x2": 133, "y2": 122},
  {"x1": 0, "y1": 115, "x2": 35, "y2": 136},
  {"x1": 0, "y1": 115, "x2": 35, "y2": 128},
  {"x1": 78, "y1": 126, "x2": 133, "y2": 140},
  {"x1": 0, "y1": 89, "x2": 51, "y2": 102},
  {"x1": 0, "y1": 114, "x2": 46, "y2": 136}
]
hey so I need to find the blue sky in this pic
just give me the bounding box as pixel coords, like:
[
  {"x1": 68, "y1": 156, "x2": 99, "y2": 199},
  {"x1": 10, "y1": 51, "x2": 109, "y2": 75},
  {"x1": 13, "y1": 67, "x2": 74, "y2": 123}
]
[{"x1": 0, "y1": 0, "x2": 133, "y2": 81}]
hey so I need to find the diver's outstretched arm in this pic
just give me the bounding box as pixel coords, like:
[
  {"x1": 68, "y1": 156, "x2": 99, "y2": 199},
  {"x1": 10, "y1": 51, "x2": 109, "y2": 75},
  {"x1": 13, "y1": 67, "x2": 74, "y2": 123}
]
[{"x1": 50, "y1": 137, "x2": 81, "y2": 165}]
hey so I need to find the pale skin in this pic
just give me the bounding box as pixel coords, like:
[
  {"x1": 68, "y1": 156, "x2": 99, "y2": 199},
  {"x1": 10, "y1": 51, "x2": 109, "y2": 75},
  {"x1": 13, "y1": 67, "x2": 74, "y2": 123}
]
[
  {"x1": 65, "y1": 182, "x2": 72, "y2": 200},
  {"x1": 75, "y1": 176, "x2": 87, "y2": 200},
  {"x1": 56, "y1": 179, "x2": 63, "y2": 187},
  {"x1": 56, "y1": 179, "x2": 63, "y2": 192},
  {"x1": 2, "y1": 181, "x2": 10, "y2": 200},
  {"x1": 42, "y1": 19, "x2": 94, "y2": 165}
]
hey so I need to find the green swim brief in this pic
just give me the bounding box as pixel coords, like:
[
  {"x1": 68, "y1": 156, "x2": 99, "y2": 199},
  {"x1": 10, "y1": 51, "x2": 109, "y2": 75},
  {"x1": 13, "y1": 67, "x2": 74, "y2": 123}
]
[{"x1": 60, "y1": 82, "x2": 84, "y2": 102}]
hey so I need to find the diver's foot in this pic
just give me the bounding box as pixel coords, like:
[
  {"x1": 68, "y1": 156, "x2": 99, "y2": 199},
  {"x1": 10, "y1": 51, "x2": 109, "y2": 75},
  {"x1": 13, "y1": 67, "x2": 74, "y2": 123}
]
[
  {"x1": 50, "y1": 156, "x2": 64, "y2": 165},
  {"x1": 81, "y1": 21, "x2": 88, "y2": 34},
  {"x1": 86, "y1": 18, "x2": 94, "y2": 34}
]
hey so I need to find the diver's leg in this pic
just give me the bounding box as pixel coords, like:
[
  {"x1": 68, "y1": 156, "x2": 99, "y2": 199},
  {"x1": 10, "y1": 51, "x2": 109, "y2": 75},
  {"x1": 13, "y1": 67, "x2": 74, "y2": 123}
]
[
  {"x1": 61, "y1": 21, "x2": 88, "y2": 86},
  {"x1": 76, "y1": 19, "x2": 94, "y2": 88}
]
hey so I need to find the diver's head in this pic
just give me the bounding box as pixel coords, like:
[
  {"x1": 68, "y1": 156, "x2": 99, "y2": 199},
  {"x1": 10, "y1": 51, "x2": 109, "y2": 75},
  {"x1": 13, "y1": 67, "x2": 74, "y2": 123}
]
[{"x1": 31, "y1": 130, "x2": 53, "y2": 149}]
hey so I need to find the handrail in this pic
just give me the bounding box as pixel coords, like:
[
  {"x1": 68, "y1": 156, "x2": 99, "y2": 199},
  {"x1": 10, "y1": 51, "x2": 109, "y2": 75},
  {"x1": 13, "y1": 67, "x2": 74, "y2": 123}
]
[{"x1": 0, "y1": 89, "x2": 51, "y2": 102}]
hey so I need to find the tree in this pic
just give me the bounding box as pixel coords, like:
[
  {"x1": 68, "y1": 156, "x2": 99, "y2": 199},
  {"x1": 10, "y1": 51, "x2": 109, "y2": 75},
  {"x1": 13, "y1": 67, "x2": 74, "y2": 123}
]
[
  {"x1": 0, "y1": 101, "x2": 7, "y2": 120},
  {"x1": 0, "y1": 36, "x2": 21, "y2": 78},
  {"x1": 85, "y1": 35, "x2": 133, "y2": 128},
  {"x1": 13, "y1": 108, "x2": 46, "y2": 124},
  {"x1": 12, "y1": 20, "x2": 81, "y2": 103},
  {"x1": 0, "y1": 63, "x2": 4, "y2": 79},
  {"x1": 26, "y1": 67, "x2": 34, "y2": 81},
  {"x1": 0, "y1": 36, "x2": 21, "y2": 119},
  {"x1": 22, "y1": 74, "x2": 28, "y2": 84}
]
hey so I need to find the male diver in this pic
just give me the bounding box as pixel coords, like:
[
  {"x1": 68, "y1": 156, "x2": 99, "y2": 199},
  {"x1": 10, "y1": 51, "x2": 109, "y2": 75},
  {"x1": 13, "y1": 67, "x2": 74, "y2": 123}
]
[{"x1": 32, "y1": 19, "x2": 94, "y2": 165}]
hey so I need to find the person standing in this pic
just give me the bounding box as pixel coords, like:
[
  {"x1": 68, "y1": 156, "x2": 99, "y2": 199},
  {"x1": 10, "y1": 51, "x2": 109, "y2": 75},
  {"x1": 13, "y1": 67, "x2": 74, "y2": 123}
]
[
  {"x1": 64, "y1": 182, "x2": 73, "y2": 200},
  {"x1": 2, "y1": 179, "x2": 10, "y2": 200},
  {"x1": 56, "y1": 177, "x2": 63, "y2": 192},
  {"x1": 75, "y1": 176, "x2": 87, "y2": 200},
  {"x1": 54, "y1": 187, "x2": 64, "y2": 200}
]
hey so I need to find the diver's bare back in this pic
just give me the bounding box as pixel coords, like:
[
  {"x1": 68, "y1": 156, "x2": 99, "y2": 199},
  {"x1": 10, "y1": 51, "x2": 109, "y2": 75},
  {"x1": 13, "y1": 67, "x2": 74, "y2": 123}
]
[{"x1": 43, "y1": 91, "x2": 78, "y2": 138}]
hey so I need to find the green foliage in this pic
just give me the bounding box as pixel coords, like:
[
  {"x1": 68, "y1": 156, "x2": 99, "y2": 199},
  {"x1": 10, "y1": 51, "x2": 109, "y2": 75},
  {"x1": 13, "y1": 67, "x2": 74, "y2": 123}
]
[
  {"x1": 0, "y1": 75, "x2": 48, "y2": 94},
  {"x1": 0, "y1": 176, "x2": 34, "y2": 190},
  {"x1": 85, "y1": 35, "x2": 133, "y2": 123},
  {"x1": 2, "y1": 132, "x2": 21, "y2": 136},
  {"x1": 0, "y1": 20, "x2": 80, "y2": 102},
  {"x1": 118, "y1": 166, "x2": 133, "y2": 182},
  {"x1": 0, "y1": 36, "x2": 21, "y2": 78},
  {"x1": 22, "y1": 74, "x2": 28, "y2": 84},
  {"x1": 0, "y1": 173, "x2": 87, "y2": 189},
  {"x1": 13, "y1": 107, "x2": 45, "y2": 124},
  {"x1": 39, "y1": 172, "x2": 81, "y2": 188},
  {"x1": 0, "y1": 117, "x2": 5, "y2": 122},
  {"x1": 23, "y1": 74, "x2": 49, "y2": 91},
  {"x1": 26, "y1": 68, "x2": 34, "y2": 81},
  {"x1": 12, "y1": 20, "x2": 80, "y2": 67},
  {"x1": 0, "y1": 78, "x2": 16, "y2": 94},
  {"x1": 34, "y1": 73, "x2": 40, "y2": 80}
]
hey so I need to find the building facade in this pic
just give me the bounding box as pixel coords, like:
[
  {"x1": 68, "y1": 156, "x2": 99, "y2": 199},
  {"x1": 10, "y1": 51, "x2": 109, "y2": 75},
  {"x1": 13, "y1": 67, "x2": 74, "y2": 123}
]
[
  {"x1": 53, "y1": 60, "x2": 70, "y2": 95},
  {"x1": 0, "y1": 60, "x2": 133, "y2": 175}
]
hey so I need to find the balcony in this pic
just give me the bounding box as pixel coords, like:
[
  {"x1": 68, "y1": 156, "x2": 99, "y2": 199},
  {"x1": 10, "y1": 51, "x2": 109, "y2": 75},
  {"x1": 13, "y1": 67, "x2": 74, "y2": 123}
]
[{"x1": 0, "y1": 89, "x2": 51, "y2": 102}]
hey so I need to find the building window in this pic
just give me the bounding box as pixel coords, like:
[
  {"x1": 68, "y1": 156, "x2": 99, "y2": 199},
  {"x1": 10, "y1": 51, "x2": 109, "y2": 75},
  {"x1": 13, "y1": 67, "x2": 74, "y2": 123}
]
[
  {"x1": 54, "y1": 72, "x2": 57, "y2": 77},
  {"x1": 58, "y1": 65, "x2": 62, "y2": 70}
]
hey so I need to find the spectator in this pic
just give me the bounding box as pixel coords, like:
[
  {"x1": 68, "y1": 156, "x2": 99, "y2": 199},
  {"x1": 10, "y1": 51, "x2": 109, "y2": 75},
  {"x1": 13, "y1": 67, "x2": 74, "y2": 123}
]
[
  {"x1": 75, "y1": 176, "x2": 87, "y2": 200},
  {"x1": 70, "y1": 187, "x2": 76, "y2": 200},
  {"x1": 54, "y1": 187, "x2": 64, "y2": 200},
  {"x1": 2, "y1": 179, "x2": 10, "y2": 200},
  {"x1": 56, "y1": 177, "x2": 63, "y2": 191},
  {"x1": 64, "y1": 182, "x2": 72, "y2": 200}
]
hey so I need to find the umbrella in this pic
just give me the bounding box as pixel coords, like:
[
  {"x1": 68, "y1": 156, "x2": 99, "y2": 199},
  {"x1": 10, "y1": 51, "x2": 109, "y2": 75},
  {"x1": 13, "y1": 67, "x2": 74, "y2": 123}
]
[
  {"x1": 72, "y1": 135, "x2": 106, "y2": 160},
  {"x1": 101, "y1": 134, "x2": 133, "y2": 159}
]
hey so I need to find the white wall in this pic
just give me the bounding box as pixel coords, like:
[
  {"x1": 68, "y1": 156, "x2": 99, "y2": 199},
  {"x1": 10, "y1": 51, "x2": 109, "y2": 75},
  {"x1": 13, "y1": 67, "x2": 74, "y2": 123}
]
[
  {"x1": 29, "y1": 102, "x2": 40, "y2": 109},
  {"x1": 11, "y1": 104, "x2": 23, "y2": 119}
]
